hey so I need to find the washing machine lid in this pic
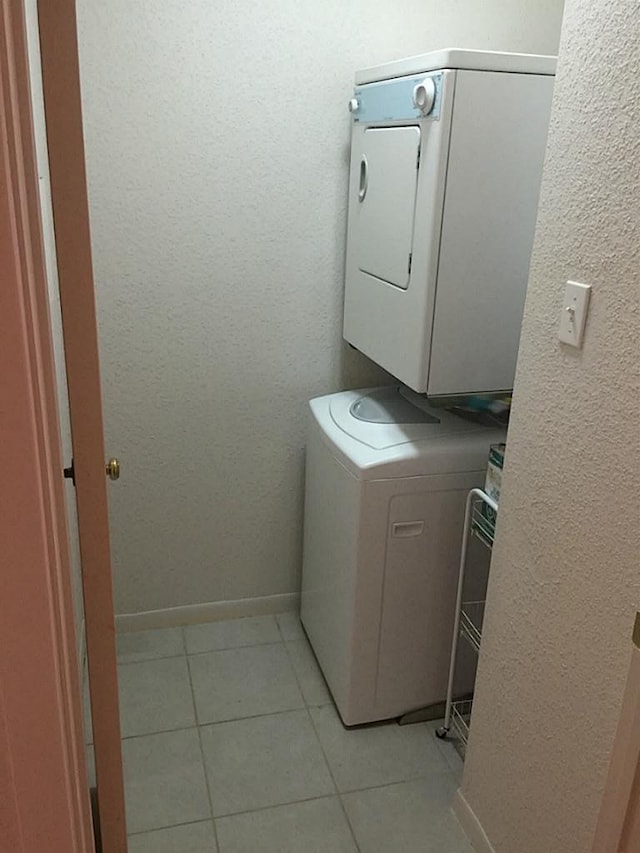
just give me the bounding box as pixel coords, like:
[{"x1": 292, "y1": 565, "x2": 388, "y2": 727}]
[
  {"x1": 329, "y1": 386, "x2": 491, "y2": 450},
  {"x1": 309, "y1": 387, "x2": 506, "y2": 480},
  {"x1": 349, "y1": 386, "x2": 440, "y2": 425},
  {"x1": 355, "y1": 48, "x2": 557, "y2": 86}
]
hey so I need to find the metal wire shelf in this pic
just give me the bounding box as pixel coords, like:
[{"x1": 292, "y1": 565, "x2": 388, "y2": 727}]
[
  {"x1": 459, "y1": 600, "x2": 485, "y2": 653},
  {"x1": 436, "y1": 488, "x2": 498, "y2": 749},
  {"x1": 450, "y1": 699, "x2": 473, "y2": 746},
  {"x1": 470, "y1": 498, "x2": 497, "y2": 548}
]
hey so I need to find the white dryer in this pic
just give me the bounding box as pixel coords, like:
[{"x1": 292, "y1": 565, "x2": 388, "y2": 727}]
[
  {"x1": 300, "y1": 386, "x2": 505, "y2": 726},
  {"x1": 343, "y1": 49, "x2": 556, "y2": 397}
]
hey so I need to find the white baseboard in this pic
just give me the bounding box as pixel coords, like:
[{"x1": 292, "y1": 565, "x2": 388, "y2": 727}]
[
  {"x1": 452, "y1": 788, "x2": 496, "y2": 853},
  {"x1": 115, "y1": 592, "x2": 300, "y2": 633}
]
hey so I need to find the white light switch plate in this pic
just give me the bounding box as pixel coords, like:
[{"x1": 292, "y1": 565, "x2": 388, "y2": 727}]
[{"x1": 559, "y1": 280, "x2": 591, "y2": 347}]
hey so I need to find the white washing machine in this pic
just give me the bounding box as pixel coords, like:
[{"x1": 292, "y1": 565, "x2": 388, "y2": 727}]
[{"x1": 300, "y1": 386, "x2": 505, "y2": 726}]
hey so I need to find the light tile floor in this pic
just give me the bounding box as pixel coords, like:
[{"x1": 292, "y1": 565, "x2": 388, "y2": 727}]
[{"x1": 85, "y1": 612, "x2": 470, "y2": 852}]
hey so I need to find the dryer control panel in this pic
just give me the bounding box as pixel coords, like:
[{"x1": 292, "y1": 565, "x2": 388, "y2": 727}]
[{"x1": 350, "y1": 72, "x2": 444, "y2": 124}]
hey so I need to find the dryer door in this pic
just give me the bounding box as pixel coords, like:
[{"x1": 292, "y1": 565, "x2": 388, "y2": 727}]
[{"x1": 355, "y1": 126, "x2": 420, "y2": 290}]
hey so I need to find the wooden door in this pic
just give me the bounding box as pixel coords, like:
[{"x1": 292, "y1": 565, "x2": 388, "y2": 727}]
[
  {"x1": 592, "y1": 614, "x2": 640, "y2": 852},
  {"x1": 0, "y1": 1, "x2": 94, "y2": 849},
  {"x1": 35, "y1": 1, "x2": 128, "y2": 850}
]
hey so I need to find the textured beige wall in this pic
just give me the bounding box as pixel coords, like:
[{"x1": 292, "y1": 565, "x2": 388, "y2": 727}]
[
  {"x1": 462, "y1": 2, "x2": 640, "y2": 851},
  {"x1": 76, "y1": 0, "x2": 565, "y2": 614}
]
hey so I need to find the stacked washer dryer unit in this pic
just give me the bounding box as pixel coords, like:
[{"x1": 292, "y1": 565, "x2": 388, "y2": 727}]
[{"x1": 301, "y1": 50, "x2": 556, "y2": 726}]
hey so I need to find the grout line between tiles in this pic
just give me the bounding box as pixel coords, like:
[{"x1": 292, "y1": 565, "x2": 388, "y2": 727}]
[
  {"x1": 198, "y1": 698, "x2": 308, "y2": 727},
  {"x1": 115, "y1": 716, "x2": 467, "y2": 784},
  {"x1": 185, "y1": 652, "x2": 221, "y2": 852},
  {"x1": 198, "y1": 705, "x2": 314, "y2": 732},
  {"x1": 305, "y1": 710, "x2": 459, "y2": 839},
  {"x1": 338, "y1": 768, "x2": 455, "y2": 797},
  {"x1": 117, "y1": 651, "x2": 187, "y2": 667},
  {"x1": 306, "y1": 708, "x2": 361, "y2": 853},
  {"x1": 213, "y1": 790, "x2": 340, "y2": 822},
  {"x1": 118, "y1": 706, "x2": 322, "y2": 745},
  {"x1": 119, "y1": 723, "x2": 198, "y2": 743},
  {"x1": 120, "y1": 640, "x2": 293, "y2": 664},
  {"x1": 283, "y1": 635, "x2": 334, "y2": 709},
  {"x1": 211, "y1": 777, "x2": 462, "y2": 838},
  {"x1": 185, "y1": 639, "x2": 285, "y2": 658},
  {"x1": 117, "y1": 638, "x2": 313, "y2": 665},
  {"x1": 185, "y1": 653, "x2": 203, "y2": 728},
  {"x1": 275, "y1": 614, "x2": 288, "y2": 643},
  {"x1": 282, "y1": 637, "x2": 309, "y2": 708},
  {"x1": 126, "y1": 817, "x2": 214, "y2": 838},
  {"x1": 120, "y1": 721, "x2": 203, "y2": 742},
  {"x1": 284, "y1": 637, "x2": 332, "y2": 716}
]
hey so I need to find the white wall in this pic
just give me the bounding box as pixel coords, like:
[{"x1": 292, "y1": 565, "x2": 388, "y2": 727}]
[
  {"x1": 76, "y1": 0, "x2": 565, "y2": 614},
  {"x1": 24, "y1": 0, "x2": 85, "y2": 654},
  {"x1": 461, "y1": 1, "x2": 640, "y2": 850}
]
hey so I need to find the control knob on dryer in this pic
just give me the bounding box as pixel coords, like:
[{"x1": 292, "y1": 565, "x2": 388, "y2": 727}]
[
  {"x1": 412, "y1": 78, "x2": 436, "y2": 115},
  {"x1": 348, "y1": 97, "x2": 360, "y2": 114}
]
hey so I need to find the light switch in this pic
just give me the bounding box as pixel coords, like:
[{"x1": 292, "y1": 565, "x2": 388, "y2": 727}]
[{"x1": 559, "y1": 280, "x2": 591, "y2": 348}]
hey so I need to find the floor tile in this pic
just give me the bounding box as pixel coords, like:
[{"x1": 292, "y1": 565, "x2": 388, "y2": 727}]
[
  {"x1": 342, "y1": 778, "x2": 473, "y2": 853},
  {"x1": 122, "y1": 728, "x2": 210, "y2": 834},
  {"x1": 310, "y1": 704, "x2": 449, "y2": 792},
  {"x1": 128, "y1": 820, "x2": 218, "y2": 853},
  {"x1": 285, "y1": 639, "x2": 332, "y2": 707},
  {"x1": 184, "y1": 616, "x2": 280, "y2": 654},
  {"x1": 200, "y1": 710, "x2": 335, "y2": 816},
  {"x1": 276, "y1": 611, "x2": 305, "y2": 642},
  {"x1": 118, "y1": 656, "x2": 195, "y2": 738},
  {"x1": 215, "y1": 797, "x2": 357, "y2": 853},
  {"x1": 189, "y1": 644, "x2": 304, "y2": 724},
  {"x1": 117, "y1": 627, "x2": 185, "y2": 663}
]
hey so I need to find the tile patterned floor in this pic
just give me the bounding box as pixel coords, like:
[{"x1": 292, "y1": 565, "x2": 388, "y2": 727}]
[{"x1": 85, "y1": 612, "x2": 470, "y2": 852}]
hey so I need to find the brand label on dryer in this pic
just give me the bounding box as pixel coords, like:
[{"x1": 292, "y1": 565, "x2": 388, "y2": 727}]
[{"x1": 353, "y1": 72, "x2": 443, "y2": 124}]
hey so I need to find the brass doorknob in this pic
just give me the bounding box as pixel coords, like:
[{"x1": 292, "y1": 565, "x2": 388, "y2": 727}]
[{"x1": 105, "y1": 458, "x2": 120, "y2": 481}]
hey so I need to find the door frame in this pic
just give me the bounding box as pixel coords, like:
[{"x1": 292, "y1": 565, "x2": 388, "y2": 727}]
[
  {"x1": 35, "y1": 0, "x2": 128, "y2": 849},
  {"x1": 592, "y1": 613, "x2": 640, "y2": 852},
  {"x1": 0, "y1": 0, "x2": 93, "y2": 849}
]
